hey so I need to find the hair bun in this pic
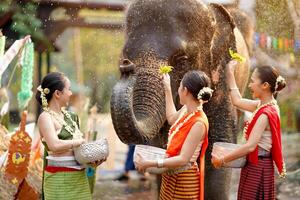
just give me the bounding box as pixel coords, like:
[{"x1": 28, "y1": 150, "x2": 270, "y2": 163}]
[
  {"x1": 275, "y1": 75, "x2": 286, "y2": 92},
  {"x1": 197, "y1": 87, "x2": 213, "y2": 101}
]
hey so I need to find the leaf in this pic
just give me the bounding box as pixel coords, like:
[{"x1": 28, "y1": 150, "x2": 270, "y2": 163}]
[
  {"x1": 229, "y1": 48, "x2": 246, "y2": 63},
  {"x1": 159, "y1": 65, "x2": 173, "y2": 74}
]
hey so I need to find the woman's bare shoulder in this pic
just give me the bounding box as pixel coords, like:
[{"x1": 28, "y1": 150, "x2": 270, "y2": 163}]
[
  {"x1": 37, "y1": 112, "x2": 51, "y2": 124},
  {"x1": 192, "y1": 121, "x2": 205, "y2": 129}
]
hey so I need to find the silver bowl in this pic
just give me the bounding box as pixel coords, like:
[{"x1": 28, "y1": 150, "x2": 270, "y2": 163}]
[
  {"x1": 212, "y1": 142, "x2": 246, "y2": 168},
  {"x1": 74, "y1": 138, "x2": 109, "y2": 165},
  {"x1": 133, "y1": 145, "x2": 168, "y2": 174}
]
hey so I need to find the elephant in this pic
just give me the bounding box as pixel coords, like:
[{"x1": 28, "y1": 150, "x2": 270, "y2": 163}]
[{"x1": 110, "y1": 0, "x2": 251, "y2": 199}]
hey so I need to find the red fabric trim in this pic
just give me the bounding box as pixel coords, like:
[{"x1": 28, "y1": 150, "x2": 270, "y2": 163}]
[
  {"x1": 244, "y1": 105, "x2": 284, "y2": 175},
  {"x1": 199, "y1": 130, "x2": 208, "y2": 200},
  {"x1": 45, "y1": 166, "x2": 83, "y2": 173}
]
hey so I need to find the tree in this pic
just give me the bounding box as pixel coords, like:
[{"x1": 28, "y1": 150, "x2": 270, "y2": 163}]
[
  {"x1": 52, "y1": 28, "x2": 124, "y2": 113},
  {"x1": 256, "y1": 0, "x2": 293, "y2": 38},
  {"x1": 0, "y1": 0, "x2": 44, "y2": 40},
  {"x1": 286, "y1": 0, "x2": 300, "y2": 40}
]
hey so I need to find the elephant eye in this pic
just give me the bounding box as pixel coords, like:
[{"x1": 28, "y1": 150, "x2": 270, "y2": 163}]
[
  {"x1": 176, "y1": 55, "x2": 188, "y2": 62},
  {"x1": 170, "y1": 53, "x2": 189, "y2": 67}
]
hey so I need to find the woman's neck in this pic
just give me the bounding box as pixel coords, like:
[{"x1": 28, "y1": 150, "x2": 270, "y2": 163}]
[
  {"x1": 48, "y1": 101, "x2": 62, "y2": 113},
  {"x1": 185, "y1": 99, "x2": 202, "y2": 114},
  {"x1": 259, "y1": 95, "x2": 275, "y2": 105}
]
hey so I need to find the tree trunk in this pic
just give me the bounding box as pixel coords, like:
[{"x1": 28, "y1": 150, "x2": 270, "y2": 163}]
[{"x1": 286, "y1": 0, "x2": 300, "y2": 39}]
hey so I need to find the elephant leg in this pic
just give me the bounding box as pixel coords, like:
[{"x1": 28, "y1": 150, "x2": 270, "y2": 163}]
[{"x1": 205, "y1": 168, "x2": 232, "y2": 200}]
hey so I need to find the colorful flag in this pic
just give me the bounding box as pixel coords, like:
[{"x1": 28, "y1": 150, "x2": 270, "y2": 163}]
[
  {"x1": 284, "y1": 39, "x2": 289, "y2": 51},
  {"x1": 259, "y1": 33, "x2": 266, "y2": 48},
  {"x1": 278, "y1": 38, "x2": 283, "y2": 51},
  {"x1": 272, "y1": 38, "x2": 278, "y2": 50},
  {"x1": 295, "y1": 40, "x2": 300, "y2": 52},
  {"x1": 290, "y1": 39, "x2": 294, "y2": 51},
  {"x1": 255, "y1": 32, "x2": 260, "y2": 45},
  {"x1": 266, "y1": 36, "x2": 272, "y2": 49}
]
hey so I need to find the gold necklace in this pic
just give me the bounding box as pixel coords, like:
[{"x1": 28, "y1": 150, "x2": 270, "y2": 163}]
[
  {"x1": 243, "y1": 99, "x2": 278, "y2": 135},
  {"x1": 48, "y1": 110, "x2": 64, "y2": 126},
  {"x1": 47, "y1": 108, "x2": 83, "y2": 139}
]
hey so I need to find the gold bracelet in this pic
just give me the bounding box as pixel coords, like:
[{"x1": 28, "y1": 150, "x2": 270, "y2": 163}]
[{"x1": 157, "y1": 159, "x2": 164, "y2": 168}]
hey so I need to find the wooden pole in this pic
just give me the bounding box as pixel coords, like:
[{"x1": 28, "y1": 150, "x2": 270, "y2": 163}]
[{"x1": 73, "y1": 28, "x2": 83, "y2": 85}]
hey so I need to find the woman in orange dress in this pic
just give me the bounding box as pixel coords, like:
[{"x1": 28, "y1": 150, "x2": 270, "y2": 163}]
[{"x1": 134, "y1": 70, "x2": 213, "y2": 200}]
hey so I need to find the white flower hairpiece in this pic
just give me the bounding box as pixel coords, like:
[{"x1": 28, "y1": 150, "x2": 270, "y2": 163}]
[
  {"x1": 275, "y1": 75, "x2": 285, "y2": 91},
  {"x1": 197, "y1": 87, "x2": 213, "y2": 101},
  {"x1": 37, "y1": 85, "x2": 50, "y2": 109}
]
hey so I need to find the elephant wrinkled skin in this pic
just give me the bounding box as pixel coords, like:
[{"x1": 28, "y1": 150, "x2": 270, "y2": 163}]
[{"x1": 110, "y1": 0, "x2": 251, "y2": 199}]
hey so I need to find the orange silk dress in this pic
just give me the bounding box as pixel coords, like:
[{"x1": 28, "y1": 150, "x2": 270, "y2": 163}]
[{"x1": 160, "y1": 110, "x2": 209, "y2": 200}]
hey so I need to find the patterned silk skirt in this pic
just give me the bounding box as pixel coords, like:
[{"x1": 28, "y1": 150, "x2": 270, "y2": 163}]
[
  {"x1": 238, "y1": 157, "x2": 275, "y2": 200},
  {"x1": 43, "y1": 167, "x2": 92, "y2": 200},
  {"x1": 160, "y1": 164, "x2": 200, "y2": 200}
]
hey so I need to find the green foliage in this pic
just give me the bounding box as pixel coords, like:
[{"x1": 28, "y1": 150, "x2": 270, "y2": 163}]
[
  {"x1": 0, "y1": 0, "x2": 12, "y2": 11},
  {"x1": 52, "y1": 28, "x2": 124, "y2": 113},
  {"x1": 0, "y1": 0, "x2": 44, "y2": 40},
  {"x1": 79, "y1": 29, "x2": 123, "y2": 77},
  {"x1": 279, "y1": 88, "x2": 300, "y2": 132},
  {"x1": 280, "y1": 99, "x2": 297, "y2": 133},
  {"x1": 256, "y1": 0, "x2": 293, "y2": 38},
  {"x1": 79, "y1": 29, "x2": 124, "y2": 113}
]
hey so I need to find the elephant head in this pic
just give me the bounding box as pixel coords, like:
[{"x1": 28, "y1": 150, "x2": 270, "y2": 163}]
[
  {"x1": 111, "y1": 0, "x2": 249, "y2": 145},
  {"x1": 111, "y1": 1, "x2": 251, "y2": 199}
]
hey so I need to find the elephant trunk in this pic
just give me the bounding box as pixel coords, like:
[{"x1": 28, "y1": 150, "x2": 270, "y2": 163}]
[{"x1": 110, "y1": 59, "x2": 166, "y2": 144}]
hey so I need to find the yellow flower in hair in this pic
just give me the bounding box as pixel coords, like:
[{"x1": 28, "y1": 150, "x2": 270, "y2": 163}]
[
  {"x1": 229, "y1": 48, "x2": 246, "y2": 63},
  {"x1": 43, "y1": 88, "x2": 50, "y2": 94},
  {"x1": 159, "y1": 65, "x2": 173, "y2": 74}
]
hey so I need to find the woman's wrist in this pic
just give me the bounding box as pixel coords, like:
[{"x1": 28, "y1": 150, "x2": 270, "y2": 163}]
[
  {"x1": 157, "y1": 158, "x2": 164, "y2": 168},
  {"x1": 165, "y1": 88, "x2": 172, "y2": 96}
]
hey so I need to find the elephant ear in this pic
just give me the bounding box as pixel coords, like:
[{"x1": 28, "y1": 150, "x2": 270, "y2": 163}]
[{"x1": 209, "y1": 3, "x2": 237, "y2": 72}]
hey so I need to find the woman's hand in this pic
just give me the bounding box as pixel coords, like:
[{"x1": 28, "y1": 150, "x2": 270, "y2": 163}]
[
  {"x1": 211, "y1": 153, "x2": 223, "y2": 169},
  {"x1": 23, "y1": 35, "x2": 31, "y2": 43},
  {"x1": 162, "y1": 74, "x2": 171, "y2": 92},
  {"x1": 226, "y1": 60, "x2": 238, "y2": 76},
  {"x1": 18, "y1": 35, "x2": 31, "y2": 45},
  {"x1": 72, "y1": 138, "x2": 85, "y2": 147},
  {"x1": 134, "y1": 153, "x2": 151, "y2": 173},
  {"x1": 88, "y1": 158, "x2": 107, "y2": 167}
]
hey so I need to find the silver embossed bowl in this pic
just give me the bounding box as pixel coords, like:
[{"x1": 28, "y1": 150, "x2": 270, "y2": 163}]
[
  {"x1": 74, "y1": 138, "x2": 109, "y2": 165},
  {"x1": 212, "y1": 142, "x2": 246, "y2": 168},
  {"x1": 133, "y1": 145, "x2": 168, "y2": 174}
]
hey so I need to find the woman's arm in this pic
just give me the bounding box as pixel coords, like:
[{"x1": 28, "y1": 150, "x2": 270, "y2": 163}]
[
  {"x1": 212, "y1": 114, "x2": 268, "y2": 168},
  {"x1": 163, "y1": 74, "x2": 185, "y2": 125},
  {"x1": 0, "y1": 35, "x2": 31, "y2": 75},
  {"x1": 135, "y1": 121, "x2": 205, "y2": 170},
  {"x1": 38, "y1": 113, "x2": 84, "y2": 153},
  {"x1": 226, "y1": 60, "x2": 259, "y2": 112}
]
